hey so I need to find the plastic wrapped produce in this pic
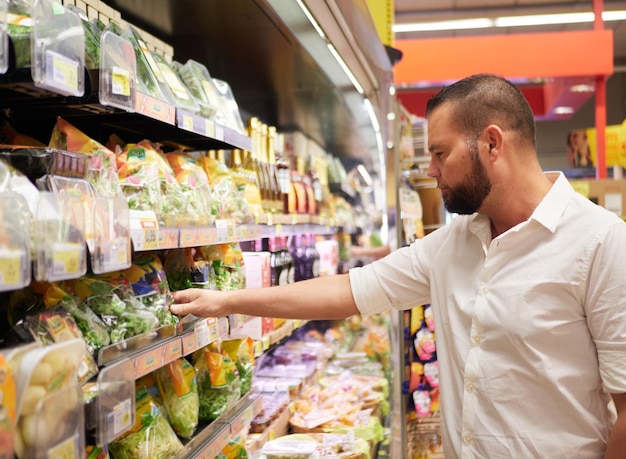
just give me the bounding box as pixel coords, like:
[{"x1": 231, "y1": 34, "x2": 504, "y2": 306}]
[
  {"x1": 108, "y1": 385, "x2": 183, "y2": 459},
  {"x1": 165, "y1": 151, "x2": 213, "y2": 226},
  {"x1": 154, "y1": 358, "x2": 199, "y2": 439},
  {"x1": 222, "y1": 337, "x2": 255, "y2": 396},
  {"x1": 199, "y1": 243, "x2": 246, "y2": 292}
]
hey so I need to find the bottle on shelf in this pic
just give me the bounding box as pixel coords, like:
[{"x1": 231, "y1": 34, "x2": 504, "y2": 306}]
[
  {"x1": 279, "y1": 236, "x2": 294, "y2": 284},
  {"x1": 263, "y1": 236, "x2": 282, "y2": 287},
  {"x1": 266, "y1": 126, "x2": 281, "y2": 213}
]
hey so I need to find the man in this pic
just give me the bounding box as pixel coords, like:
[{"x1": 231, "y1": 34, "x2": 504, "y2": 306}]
[{"x1": 172, "y1": 74, "x2": 626, "y2": 458}]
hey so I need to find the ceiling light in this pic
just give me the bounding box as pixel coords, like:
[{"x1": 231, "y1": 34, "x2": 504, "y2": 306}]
[
  {"x1": 553, "y1": 106, "x2": 575, "y2": 114},
  {"x1": 394, "y1": 18, "x2": 493, "y2": 33},
  {"x1": 570, "y1": 84, "x2": 595, "y2": 93},
  {"x1": 295, "y1": 0, "x2": 326, "y2": 38},
  {"x1": 327, "y1": 43, "x2": 364, "y2": 94},
  {"x1": 393, "y1": 10, "x2": 626, "y2": 33}
]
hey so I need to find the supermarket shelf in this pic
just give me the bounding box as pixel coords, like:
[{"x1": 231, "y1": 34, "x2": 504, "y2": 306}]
[{"x1": 0, "y1": 67, "x2": 253, "y2": 153}]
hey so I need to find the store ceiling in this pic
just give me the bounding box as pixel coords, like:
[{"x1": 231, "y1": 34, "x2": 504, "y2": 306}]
[{"x1": 392, "y1": 0, "x2": 626, "y2": 120}]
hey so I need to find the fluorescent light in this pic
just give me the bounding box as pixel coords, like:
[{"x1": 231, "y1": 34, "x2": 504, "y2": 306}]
[
  {"x1": 295, "y1": 0, "x2": 326, "y2": 38},
  {"x1": 495, "y1": 12, "x2": 593, "y2": 27},
  {"x1": 553, "y1": 106, "x2": 574, "y2": 114},
  {"x1": 327, "y1": 43, "x2": 364, "y2": 94},
  {"x1": 393, "y1": 9, "x2": 626, "y2": 33},
  {"x1": 394, "y1": 18, "x2": 493, "y2": 32}
]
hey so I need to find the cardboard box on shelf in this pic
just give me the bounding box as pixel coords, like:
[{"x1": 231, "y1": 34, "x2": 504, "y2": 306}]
[{"x1": 569, "y1": 178, "x2": 626, "y2": 217}]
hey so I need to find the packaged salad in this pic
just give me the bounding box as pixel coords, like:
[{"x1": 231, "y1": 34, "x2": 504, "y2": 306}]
[
  {"x1": 154, "y1": 357, "x2": 199, "y2": 439},
  {"x1": 165, "y1": 151, "x2": 213, "y2": 226},
  {"x1": 163, "y1": 248, "x2": 213, "y2": 292},
  {"x1": 199, "y1": 243, "x2": 246, "y2": 291},
  {"x1": 48, "y1": 118, "x2": 122, "y2": 198},
  {"x1": 116, "y1": 141, "x2": 189, "y2": 226},
  {"x1": 108, "y1": 384, "x2": 183, "y2": 459},
  {"x1": 193, "y1": 340, "x2": 241, "y2": 421},
  {"x1": 222, "y1": 337, "x2": 255, "y2": 396}
]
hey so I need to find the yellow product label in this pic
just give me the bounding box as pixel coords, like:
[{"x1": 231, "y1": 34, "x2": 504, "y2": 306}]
[
  {"x1": 0, "y1": 255, "x2": 21, "y2": 286},
  {"x1": 47, "y1": 434, "x2": 77, "y2": 459},
  {"x1": 53, "y1": 247, "x2": 81, "y2": 275},
  {"x1": 111, "y1": 67, "x2": 131, "y2": 96},
  {"x1": 7, "y1": 13, "x2": 32, "y2": 27},
  {"x1": 157, "y1": 63, "x2": 190, "y2": 100},
  {"x1": 138, "y1": 39, "x2": 165, "y2": 84}
]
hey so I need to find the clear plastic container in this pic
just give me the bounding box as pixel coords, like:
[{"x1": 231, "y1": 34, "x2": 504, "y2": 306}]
[
  {"x1": 13, "y1": 339, "x2": 86, "y2": 459},
  {"x1": 92, "y1": 196, "x2": 131, "y2": 273},
  {"x1": 178, "y1": 59, "x2": 223, "y2": 119},
  {"x1": 99, "y1": 30, "x2": 137, "y2": 112},
  {"x1": 213, "y1": 78, "x2": 245, "y2": 133},
  {"x1": 0, "y1": 191, "x2": 32, "y2": 291},
  {"x1": 152, "y1": 51, "x2": 200, "y2": 114},
  {"x1": 33, "y1": 191, "x2": 87, "y2": 282},
  {"x1": 31, "y1": 0, "x2": 85, "y2": 97}
]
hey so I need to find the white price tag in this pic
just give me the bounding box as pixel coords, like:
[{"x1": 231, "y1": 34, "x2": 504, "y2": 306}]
[
  {"x1": 194, "y1": 319, "x2": 210, "y2": 348},
  {"x1": 111, "y1": 66, "x2": 131, "y2": 96},
  {"x1": 110, "y1": 398, "x2": 132, "y2": 437}
]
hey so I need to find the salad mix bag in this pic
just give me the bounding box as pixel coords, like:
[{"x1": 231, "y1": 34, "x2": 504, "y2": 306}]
[
  {"x1": 108, "y1": 384, "x2": 183, "y2": 459},
  {"x1": 154, "y1": 358, "x2": 200, "y2": 439},
  {"x1": 48, "y1": 118, "x2": 122, "y2": 198},
  {"x1": 199, "y1": 155, "x2": 252, "y2": 224},
  {"x1": 165, "y1": 151, "x2": 213, "y2": 226},
  {"x1": 193, "y1": 340, "x2": 241, "y2": 421},
  {"x1": 163, "y1": 248, "x2": 213, "y2": 292},
  {"x1": 116, "y1": 140, "x2": 191, "y2": 224},
  {"x1": 199, "y1": 243, "x2": 246, "y2": 291},
  {"x1": 222, "y1": 337, "x2": 255, "y2": 396}
]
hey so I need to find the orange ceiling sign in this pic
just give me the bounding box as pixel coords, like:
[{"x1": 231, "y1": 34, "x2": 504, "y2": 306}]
[{"x1": 394, "y1": 29, "x2": 614, "y2": 86}]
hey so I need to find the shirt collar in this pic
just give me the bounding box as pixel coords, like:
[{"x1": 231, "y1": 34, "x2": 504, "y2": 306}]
[
  {"x1": 529, "y1": 171, "x2": 573, "y2": 233},
  {"x1": 468, "y1": 171, "x2": 573, "y2": 236}
]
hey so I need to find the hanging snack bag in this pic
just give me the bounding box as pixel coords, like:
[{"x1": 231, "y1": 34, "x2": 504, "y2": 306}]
[
  {"x1": 154, "y1": 357, "x2": 200, "y2": 439},
  {"x1": 193, "y1": 340, "x2": 241, "y2": 421},
  {"x1": 165, "y1": 150, "x2": 213, "y2": 226}
]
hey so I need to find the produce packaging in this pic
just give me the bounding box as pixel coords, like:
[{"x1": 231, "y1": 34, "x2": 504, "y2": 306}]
[
  {"x1": 154, "y1": 357, "x2": 199, "y2": 439},
  {"x1": 0, "y1": 353, "x2": 17, "y2": 456},
  {"x1": 13, "y1": 339, "x2": 85, "y2": 458},
  {"x1": 193, "y1": 340, "x2": 241, "y2": 421},
  {"x1": 6, "y1": 0, "x2": 32, "y2": 68},
  {"x1": 108, "y1": 384, "x2": 183, "y2": 459},
  {"x1": 212, "y1": 78, "x2": 246, "y2": 133},
  {"x1": 177, "y1": 59, "x2": 224, "y2": 120},
  {"x1": 199, "y1": 243, "x2": 246, "y2": 291},
  {"x1": 164, "y1": 247, "x2": 213, "y2": 291},
  {"x1": 116, "y1": 141, "x2": 188, "y2": 226},
  {"x1": 165, "y1": 150, "x2": 213, "y2": 226},
  {"x1": 222, "y1": 337, "x2": 255, "y2": 395}
]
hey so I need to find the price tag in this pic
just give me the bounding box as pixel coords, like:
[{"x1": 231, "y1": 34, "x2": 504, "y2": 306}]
[
  {"x1": 181, "y1": 114, "x2": 194, "y2": 132},
  {"x1": 47, "y1": 434, "x2": 78, "y2": 459},
  {"x1": 182, "y1": 332, "x2": 198, "y2": 355},
  {"x1": 205, "y1": 119, "x2": 215, "y2": 138},
  {"x1": 0, "y1": 250, "x2": 24, "y2": 287},
  {"x1": 110, "y1": 398, "x2": 132, "y2": 437},
  {"x1": 164, "y1": 339, "x2": 182, "y2": 363},
  {"x1": 200, "y1": 426, "x2": 230, "y2": 458},
  {"x1": 45, "y1": 50, "x2": 79, "y2": 95},
  {"x1": 215, "y1": 124, "x2": 225, "y2": 141},
  {"x1": 194, "y1": 319, "x2": 210, "y2": 348},
  {"x1": 207, "y1": 317, "x2": 220, "y2": 342},
  {"x1": 135, "y1": 347, "x2": 164, "y2": 378},
  {"x1": 52, "y1": 245, "x2": 82, "y2": 276},
  {"x1": 111, "y1": 66, "x2": 131, "y2": 96},
  {"x1": 231, "y1": 406, "x2": 253, "y2": 433},
  {"x1": 180, "y1": 228, "x2": 198, "y2": 247},
  {"x1": 130, "y1": 211, "x2": 160, "y2": 251}
]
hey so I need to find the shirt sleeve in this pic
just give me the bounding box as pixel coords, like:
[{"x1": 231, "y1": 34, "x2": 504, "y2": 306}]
[
  {"x1": 349, "y1": 230, "x2": 441, "y2": 316},
  {"x1": 584, "y1": 220, "x2": 626, "y2": 393}
]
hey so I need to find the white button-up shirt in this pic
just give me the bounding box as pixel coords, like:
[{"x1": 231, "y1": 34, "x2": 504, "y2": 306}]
[{"x1": 349, "y1": 172, "x2": 626, "y2": 458}]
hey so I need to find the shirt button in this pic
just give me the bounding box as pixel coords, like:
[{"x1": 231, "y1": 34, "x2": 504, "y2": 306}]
[
  {"x1": 464, "y1": 434, "x2": 473, "y2": 444},
  {"x1": 466, "y1": 381, "x2": 475, "y2": 392},
  {"x1": 481, "y1": 286, "x2": 489, "y2": 295},
  {"x1": 472, "y1": 335, "x2": 482, "y2": 345}
]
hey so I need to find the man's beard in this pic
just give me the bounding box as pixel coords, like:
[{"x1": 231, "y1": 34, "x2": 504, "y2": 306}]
[{"x1": 442, "y1": 142, "x2": 492, "y2": 215}]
